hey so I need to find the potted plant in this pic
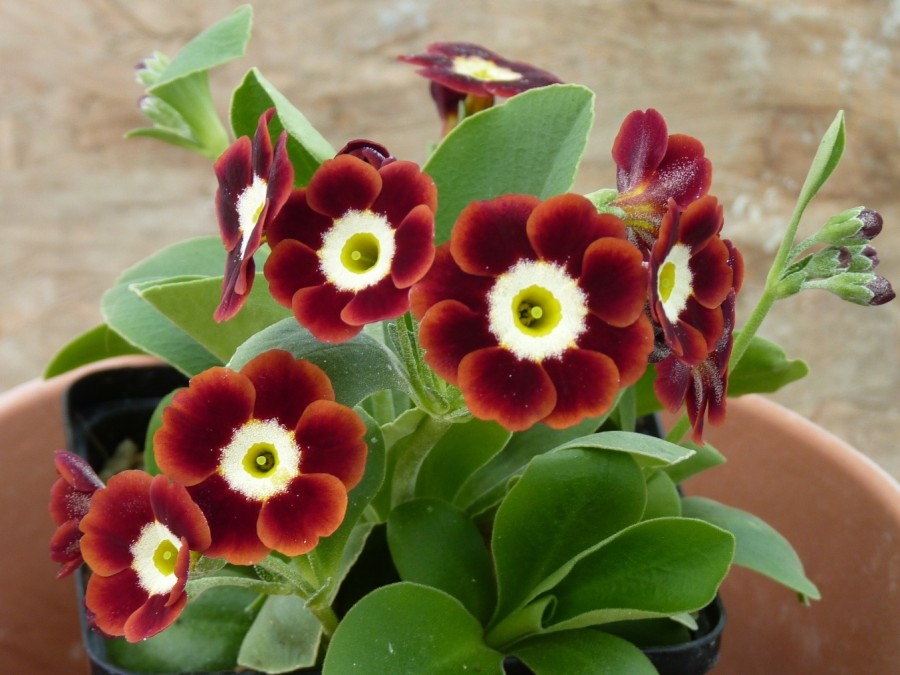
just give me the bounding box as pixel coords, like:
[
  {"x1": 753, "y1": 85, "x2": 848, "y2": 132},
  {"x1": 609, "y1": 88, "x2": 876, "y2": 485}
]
[{"x1": 43, "y1": 6, "x2": 894, "y2": 673}]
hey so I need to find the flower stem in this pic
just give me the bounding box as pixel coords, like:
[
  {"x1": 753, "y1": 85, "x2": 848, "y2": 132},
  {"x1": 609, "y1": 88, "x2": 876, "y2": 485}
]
[{"x1": 390, "y1": 413, "x2": 453, "y2": 507}]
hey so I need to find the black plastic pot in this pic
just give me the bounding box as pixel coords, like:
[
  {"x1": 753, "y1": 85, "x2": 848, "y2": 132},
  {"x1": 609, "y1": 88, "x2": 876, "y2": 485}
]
[{"x1": 67, "y1": 365, "x2": 725, "y2": 675}]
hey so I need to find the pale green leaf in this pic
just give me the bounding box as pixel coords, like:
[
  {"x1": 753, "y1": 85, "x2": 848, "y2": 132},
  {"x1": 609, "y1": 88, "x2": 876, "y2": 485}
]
[{"x1": 512, "y1": 630, "x2": 657, "y2": 675}]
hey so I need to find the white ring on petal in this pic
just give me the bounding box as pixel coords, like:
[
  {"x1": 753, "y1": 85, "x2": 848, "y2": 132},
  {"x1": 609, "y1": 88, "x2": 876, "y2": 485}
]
[
  {"x1": 219, "y1": 419, "x2": 301, "y2": 501},
  {"x1": 236, "y1": 175, "x2": 268, "y2": 257},
  {"x1": 319, "y1": 210, "x2": 396, "y2": 292},
  {"x1": 452, "y1": 55, "x2": 522, "y2": 82},
  {"x1": 487, "y1": 260, "x2": 588, "y2": 361},
  {"x1": 657, "y1": 243, "x2": 693, "y2": 323},
  {"x1": 130, "y1": 521, "x2": 182, "y2": 596}
]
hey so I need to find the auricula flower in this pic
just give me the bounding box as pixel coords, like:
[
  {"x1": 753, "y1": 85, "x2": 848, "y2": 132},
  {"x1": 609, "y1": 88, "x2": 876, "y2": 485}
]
[
  {"x1": 49, "y1": 450, "x2": 104, "y2": 578},
  {"x1": 398, "y1": 42, "x2": 561, "y2": 135},
  {"x1": 611, "y1": 109, "x2": 712, "y2": 254},
  {"x1": 650, "y1": 196, "x2": 740, "y2": 365},
  {"x1": 265, "y1": 154, "x2": 437, "y2": 343},
  {"x1": 214, "y1": 108, "x2": 294, "y2": 322},
  {"x1": 153, "y1": 350, "x2": 368, "y2": 565},
  {"x1": 411, "y1": 193, "x2": 653, "y2": 431},
  {"x1": 78, "y1": 470, "x2": 211, "y2": 642}
]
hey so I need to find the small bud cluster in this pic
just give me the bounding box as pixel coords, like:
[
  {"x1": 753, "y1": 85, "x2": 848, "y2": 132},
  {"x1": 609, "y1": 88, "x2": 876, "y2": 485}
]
[{"x1": 777, "y1": 207, "x2": 894, "y2": 306}]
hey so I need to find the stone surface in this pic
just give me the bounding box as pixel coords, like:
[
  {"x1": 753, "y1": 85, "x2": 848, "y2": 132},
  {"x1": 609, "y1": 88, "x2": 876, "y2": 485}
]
[{"x1": 1, "y1": 0, "x2": 897, "y2": 476}]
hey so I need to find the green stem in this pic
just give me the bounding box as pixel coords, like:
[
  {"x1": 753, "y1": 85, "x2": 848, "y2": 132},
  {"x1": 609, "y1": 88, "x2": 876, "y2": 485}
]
[
  {"x1": 256, "y1": 554, "x2": 317, "y2": 596},
  {"x1": 307, "y1": 600, "x2": 340, "y2": 641},
  {"x1": 390, "y1": 414, "x2": 453, "y2": 507},
  {"x1": 185, "y1": 575, "x2": 294, "y2": 600}
]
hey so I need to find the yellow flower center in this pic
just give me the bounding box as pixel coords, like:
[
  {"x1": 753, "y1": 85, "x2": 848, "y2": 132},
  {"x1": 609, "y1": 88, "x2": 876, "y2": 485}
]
[
  {"x1": 512, "y1": 286, "x2": 562, "y2": 336},
  {"x1": 242, "y1": 442, "x2": 279, "y2": 478},
  {"x1": 452, "y1": 55, "x2": 522, "y2": 82},
  {"x1": 153, "y1": 539, "x2": 179, "y2": 577},
  {"x1": 340, "y1": 232, "x2": 380, "y2": 274},
  {"x1": 658, "y1": 261, "x2": 677, "y2": 303}
]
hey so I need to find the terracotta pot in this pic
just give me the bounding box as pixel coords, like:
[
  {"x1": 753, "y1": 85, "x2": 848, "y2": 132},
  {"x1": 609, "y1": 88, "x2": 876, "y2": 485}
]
[
  {"x1": 3, "y1": 360, "x2": 897, "y2": 673},
  {"x1": 0, "y1": 357, "x2": 157, "y2": 673},
  {"x1": 672, "y1": 395, "x2": 900, "y2": 674}
]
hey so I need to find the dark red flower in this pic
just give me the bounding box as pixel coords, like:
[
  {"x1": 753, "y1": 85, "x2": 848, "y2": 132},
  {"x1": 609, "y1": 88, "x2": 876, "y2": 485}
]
[
  {"x1": 336, "y1": 139, "x2": 396, "y2": 169},
  {"x1": 214, "y1": 108, "x2": 294, "y2": 322},
  {"x1": 650, "y1": 196, "x2": 739, "y2": 365},
  {"x1": 411, "y1": 193, "x2": 653, "y2": 431},
  {"x1": 79, "y1": 471, "x2": 211, "y2": 642},
  {"x1": 611, "y1": 109, "x2": 712, "y2": 253},
  {"x1": 265, "y1": 154, "x2": 437, "y2": 343},
  {"x1": 153, "y1": 350, "x2": 368, "y2": 565},
  {"x1": 398, "y1": 42, "x2": 562, "y2": 135},
  {"x1": 655, "y1": 289, "x2": 738, "y2": 443},
  {"x1": 49, "y1": 451, "x2": 104, "y2": 578}
]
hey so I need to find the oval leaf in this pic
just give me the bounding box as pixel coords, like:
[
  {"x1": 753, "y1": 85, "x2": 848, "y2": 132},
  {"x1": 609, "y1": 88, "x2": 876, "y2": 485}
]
[
  {"x1": 323, "y1": 583, "x2": 504, "y2": 674},
  {"x1": 512, "y1": 629, "x2": 657, "y2": 675},
  {"x1": 728, "y1": 333, "x2": 809, "y2": 396}
]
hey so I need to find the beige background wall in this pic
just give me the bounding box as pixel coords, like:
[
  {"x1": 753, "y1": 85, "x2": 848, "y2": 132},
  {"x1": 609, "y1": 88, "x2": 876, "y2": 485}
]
[{"x1": 1, "y1": 0, "x2": 898, "y2": 475}]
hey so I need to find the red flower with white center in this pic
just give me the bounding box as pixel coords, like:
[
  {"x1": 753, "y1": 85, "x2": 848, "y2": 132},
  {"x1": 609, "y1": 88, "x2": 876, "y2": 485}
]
[
  {"x1": 78, "y1": 470, "x2": 211, "y2": 642},
  {"x1": 655, "y1": 288, "x2": 738, "y2": 443},
  {"x1": 650, "y1": 196, "x2": 740, "y2": 365},
  {"x1": 214, "y1": 108, "x2": 294, "y2": 322},
  {"x1": 398, "y1": 42, "x2": 562, "y2": 135},
  {"x1": 153, "y1": 350, "x2": 368, "y2": 565},
  {"x1": 264, "y1": 154, "x2": 437, "y2": 343},
  {"x1": 611, "y1": 109, "x2": 711, "y2": 254},
  {"x1": 49, "y1": 450, "x2": 104, "y2": 578},
  {"x1": 411, "y1": 193, "x2": 654, "y2": 431}
]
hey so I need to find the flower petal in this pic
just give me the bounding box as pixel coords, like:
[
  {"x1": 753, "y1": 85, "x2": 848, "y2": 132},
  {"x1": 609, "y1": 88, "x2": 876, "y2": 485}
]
[
  {"x1": 457, "y1": 347, "x2": 557, "y2": 431},
  {"x1": 123, "y1": 589, "x2": 187, "y2": 643},
  {"x1": 409, "y1": 244, "x2": 492, "y2": 319},
  {"x1": 267, "y1": 189, "x2": 334, "y2": 250},
  {"x1": 613, "y1": 109, "x2": 669, "y2": 194},
  {"x1": 258, "y1": 474, "x2": 348, "y2": 556},
  {"x1": 214, "y1": 136, "x2": 253, "y2": 249},
  {"x1": 154, "y1": 368, "x2": 256, "y2": 485},
  {"x1": 306, "y1": 155, "x2": 381, "y2": 218},
  {"x1": 391, "y1": 204, "x2": 436, "y2": 289},
  {"x1": 450, "y1": 194, "x2": 540, "y2": 276},
  {"x1": 541, "y1": 349, "x2": 620, "y2": 428},
  {"x1": 371, "y1": 160, "x2": 438, "y2": 227},
  {"x1": 148, "y1": 475, "x2": 210, "y2": 553},
  {"x1": 580, "y1": 238, "x2": 649, "y2": 327},
  {"x1": 86, "y1": 569, "x2": 148, "y2": 638},
  {"x1": 578, "y1": 314, "x2": 654, "y2": 387},
  {"x1": 340, "y1": 276, "x2": 410, "y2": 326},
  {"x1": 187, "y1": 474, "x2": 269, "y2": 565},
  {"x1": 419, "y1": 299, "x2": 496, "y2": 384},
  {"x1": 295, "y1": 400, "x2": 368, "y2": 489},
  {"x1": 264, "y1": 238, "x2": 326, "y2": 307},
  {"x1": 527, "y1": 194, "x2": 626, "y2": 277},
  {"x1": 240, "y1": 350, "x2": 335, "y2": 428},
  {"x1": 291, "y1": 284, "x2": 361, "y2": 343}
]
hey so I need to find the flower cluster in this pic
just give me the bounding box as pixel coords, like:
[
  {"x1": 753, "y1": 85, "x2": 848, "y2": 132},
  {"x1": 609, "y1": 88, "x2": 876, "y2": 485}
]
[{"x1": 49, "y1": 11, "x2": 893, "y2": 672}]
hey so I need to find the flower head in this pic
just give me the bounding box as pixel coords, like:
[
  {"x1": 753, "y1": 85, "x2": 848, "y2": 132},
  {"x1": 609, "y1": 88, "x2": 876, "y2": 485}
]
[
  {"x1": 398, "y1": 42, "x2": 562, "y2": 135},
  {"x1": 650, "y1": 196, "x2": 741, "y2": 365},
  {"x1": 153, "y1": 350, "x2": 368, "y2": 565},
  {"x1": 49, "y1": 450, "x2": 104, "y2": 578},
  {"x1": 611, "y1": 109, "x2": 712, "y2": 253},
  {"x1": 265, "y1": 154, "x2": 437, "y2": 343},
  {"x1": 214, "y1": 108, "x2": 294, "y2": 322},
  {"x1": 411, "y1": 193, "x2": 653, "y2": 431},
  {"x1": 79, "y1": 470, "x2": 211, "y2": 642}
]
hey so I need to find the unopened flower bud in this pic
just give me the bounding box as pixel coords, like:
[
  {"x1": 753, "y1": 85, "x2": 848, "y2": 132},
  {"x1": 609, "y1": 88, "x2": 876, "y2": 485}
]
[
  {"x1": 807, "y1": 272, "x2": 895, "y2": 306},
  {"x1": 866, "y1": 275, "x2": 896, "y2": 306},
  {"x1": 817, "y1": 207, "x2": 884, "y2": 245},
  {"x1": 337, "y1": 139, "x2": 396, "y2": 169},
  {"x1": 134, "y1": 51, "x2": 170, "y2": 87}
]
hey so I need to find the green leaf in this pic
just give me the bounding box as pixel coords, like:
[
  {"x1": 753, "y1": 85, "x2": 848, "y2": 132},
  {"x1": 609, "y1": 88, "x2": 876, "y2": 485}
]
[
  {"x1": 415, "y1": 417, "x2": 512, "y2": 504},
  {"x1": 681, "y1": 496, "x2": 820, "y2": 600},
  {"x1": 123, "y1": 126, "x2": 209, "y2": 154},
  {"x1": 43, "y1": 324, "x2": 145, "y2": 378},
  {"x1": 512, "y1": 630, "x2": 657, "y2": 675},
  {"x1": 424, "y1": 84, "x2": 595, "y2": 243},
  {"x1": 138, "y1": 274, "x2": 291, "y2": 363},
  {"x1": 642, "y1": 469, "x2": 682, "y2": 520},
  {"x1": 551, "y1": 430, "x2": 696, "y2": 467},
  {"x1": 118, "y1": 236, "x2": 226, "y2": 283},
  {"x1": 546, "y1": 518, "x2": 734, "y2": 630},
  {"x1": 387, "y1": 498, "x2": 496, "y2": 624},
  {"x1": 148, "y1": 5, "x2": 253, "y2": 89},
  {"x1": 231, "y1": 67, "x2": 336, "y2": 185},
  {"x1": 229, "y1": 318, "x2": 412, "y2": 407},
  {"x1": 323, "y1": 583, "x2": 504, "y2": 674},
  {"x1": 663, "y1": 440, "x2": 725, "y2": 484},
  {"x1": 728, "y1": 333, "x2": 809, "y2": 396},
  {"x1": 794, "y1": 111, "x2": 845, "y2": 220},
  {"x1": 237, "y1": 595, "x2": 322, "y2": 672},
  {"x1": 105, "y1": 585, "x2": 259, "y2": 672},
  {"x1": 491, "y1": 449, "x2": 647, "y2": 624},
  {"x1": 455, "y1": 412, "x2": 611, "y2": 515}
]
